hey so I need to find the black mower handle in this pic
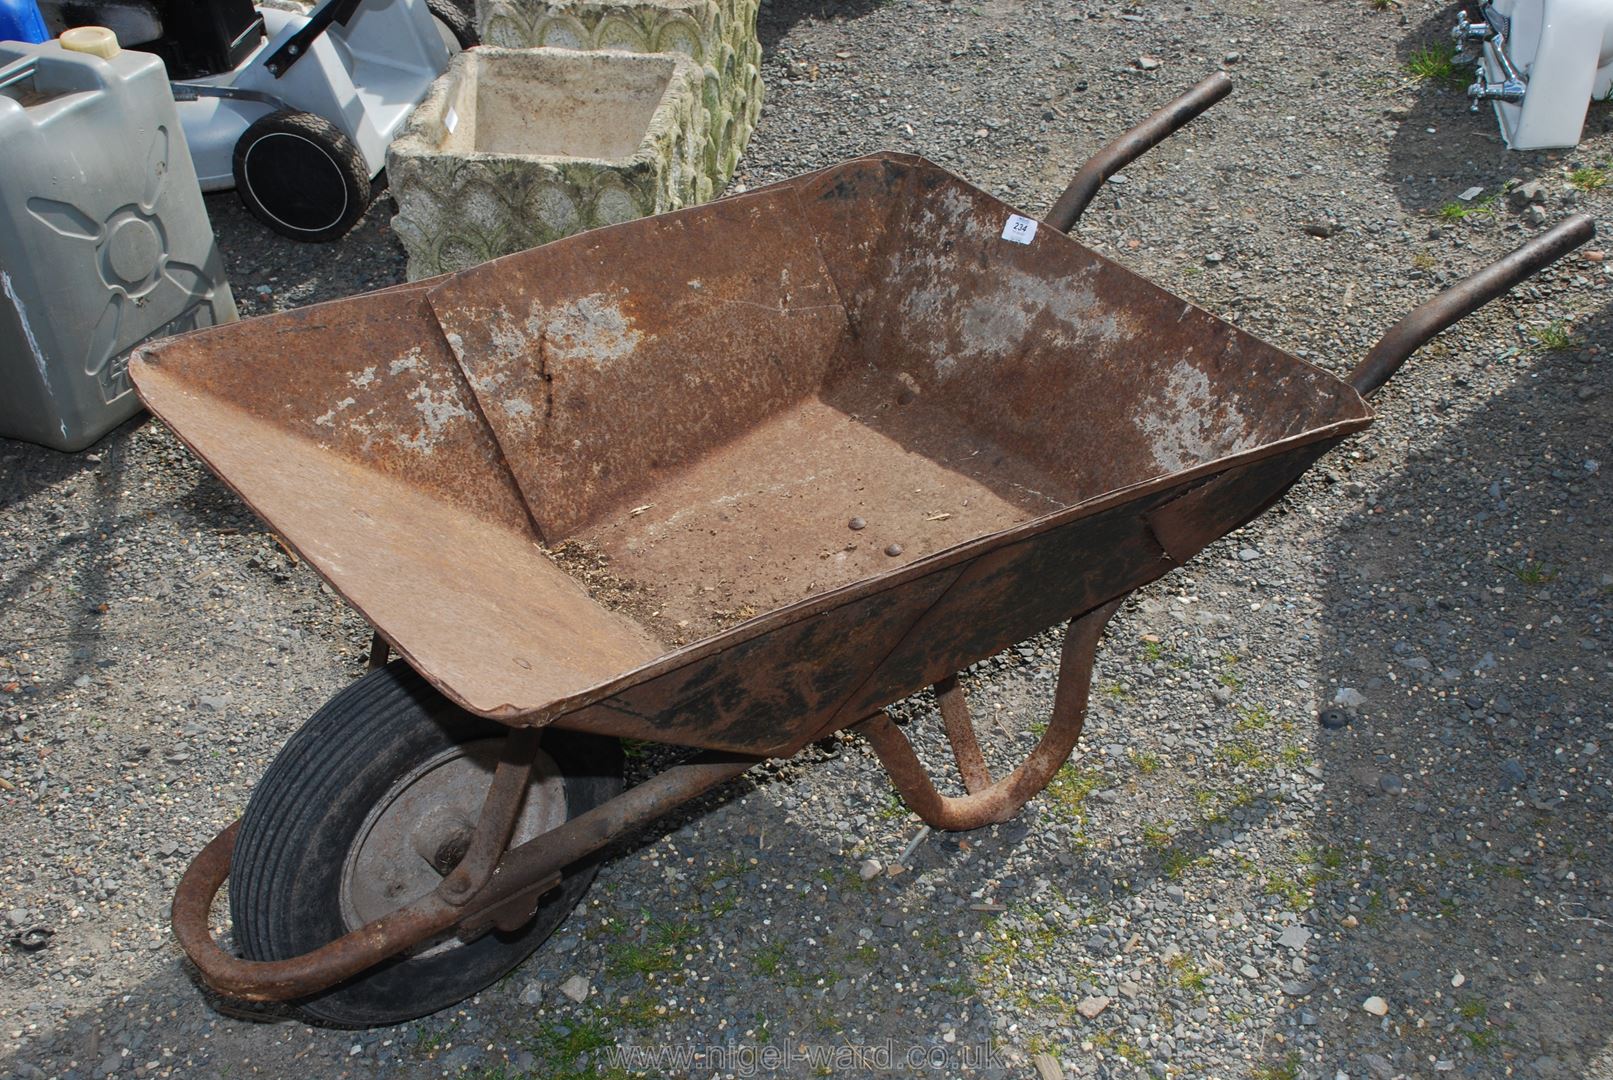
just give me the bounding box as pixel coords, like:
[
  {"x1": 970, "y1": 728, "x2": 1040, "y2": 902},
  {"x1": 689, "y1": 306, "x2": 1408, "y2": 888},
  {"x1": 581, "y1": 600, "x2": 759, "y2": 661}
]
[
  {"x1": 1349, "y1": 214, "x2": 1597, "y2": 397},
  {"x1": 1047, "y1": 72, "x2": 1234, "y2": 233}
]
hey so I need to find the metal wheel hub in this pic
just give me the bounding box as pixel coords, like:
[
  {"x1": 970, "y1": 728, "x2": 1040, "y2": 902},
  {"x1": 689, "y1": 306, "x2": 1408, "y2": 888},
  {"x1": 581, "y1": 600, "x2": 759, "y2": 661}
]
[{"x1": 339, "y1": 738, "x2": 565, "y2": 954}]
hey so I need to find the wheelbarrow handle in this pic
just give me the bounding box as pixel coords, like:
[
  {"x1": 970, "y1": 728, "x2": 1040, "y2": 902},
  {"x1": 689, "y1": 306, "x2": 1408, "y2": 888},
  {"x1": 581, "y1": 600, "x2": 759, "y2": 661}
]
[
  {"x1": 1349, "y1": 213, "x2": 1597, "y2": 397},
  {"x1": 1046, "y1": 72, "x2": 1234, "y2": 233}
]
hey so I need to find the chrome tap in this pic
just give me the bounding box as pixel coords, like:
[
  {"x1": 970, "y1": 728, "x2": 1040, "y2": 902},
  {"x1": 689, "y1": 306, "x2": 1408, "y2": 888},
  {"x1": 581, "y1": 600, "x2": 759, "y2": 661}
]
[
  {"x1": 1452, "y1": 9, "x2": 1497, "y2": 61},
  {"x1": 1467, "y1": 27, "x2": 1528, "y2": 110},
  {"x1": 1468, "y1": 75, "x2": 1528, "y2": 109}
]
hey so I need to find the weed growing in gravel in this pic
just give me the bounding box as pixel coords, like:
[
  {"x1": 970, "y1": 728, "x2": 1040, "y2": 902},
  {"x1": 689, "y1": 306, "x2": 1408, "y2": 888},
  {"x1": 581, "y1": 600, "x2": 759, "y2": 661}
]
[
  {"x1": 1045, "y1": 763, "x2": 1106, "y2": 822},
  {"x1": 1167, "y1": 953, "x2": 1211, "y2": 994},
  {"x1": 1235, "y1": 704, "x2": 1274, "y2": 731},
  {"x1": 413, "y1": 1018, "x2": 461, "y2": 1055},
  {"x1": 1215, "y1": 738, "x2": 1272, "y2": 769},
  {"x1": 1161, "y1": 845, "x2": 1210, "y2": 879},
  {"x1": 1511, "y1": 559, "x2": 1558, "y2": 585},
  {"x1": 1411, "y1": 252, "x2": 1437, "y2": 271},
  {"x1": 1090, "y1": 1031, "x2": 1147, "y2": 1066},
  {"x1": 1567, "y1": 166, "x2": 1608, "y2": 191},
  {"x1": 1128, "y1": 749, "x2": 1163, "y2": 775},
  {"x1": 522, "y1": 1013, "x2": 629, "y2": 1080},
  {"x1": 751, "y1": 940, "x2": 789, "y2": 976},
  {"x1": 1534, "y1": 321, "x2": 1575, "y2": 351},
  {"x1": 607, "y1": 914, "x2": 696, "y2": 978},
  {"x1": 1439, "y1": 192, "x2": 1499, "y2": 221},
  {"x1": 1141, "y1": 821, "x2": 1174, "y2": 849},
  {"x1": 1406, "y1": 45, "x2": 1464, "y2": 86},
  {"x1": 1262, "y1": 846, "x2": 1344, "y2": 911},
  {"x1": 1250, "y1": 1053, "x2": 1303, "y2": 1080},
  {"x1": 1101, "y1": 681, "x2": 1136, "y2": 702},
  {"x1": 878, "y1": 788, "x2": 909, "y2": 820}
]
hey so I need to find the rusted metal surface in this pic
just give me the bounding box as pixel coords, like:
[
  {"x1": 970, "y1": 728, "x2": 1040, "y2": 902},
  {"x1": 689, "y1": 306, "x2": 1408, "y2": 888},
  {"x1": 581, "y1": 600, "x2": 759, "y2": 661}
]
[
  {"x1": 131, "y1": 146, "x2": 1379, "y2": 753},
  {"x1": 1046, "y1": 73, "x2": 1233, "y2": 232},
  {"x1": 935, "y1": 674, "x2": 992, "y2": 795},
  {"x1": 1348, "y1": 214, "x2": 1596, "y2": 397},
  {"x1": 438, "y1": 728, "x2": 542, "y2": 902},
  {"x1": 366, "y1": 632, "x2": 390, "y2": 671},
  {"x1": 172, "y1": 750, "x2": 762, "y2": 1001},
  {"x1": 172, "y1": 820, "x2": 465, "y2": 1002},
  {"x1": 856, "y1": 599, "x2": 1122, "y2": 830},
  {"x1": 427, "y1": 189, "x2": 854, "y2": 541}
]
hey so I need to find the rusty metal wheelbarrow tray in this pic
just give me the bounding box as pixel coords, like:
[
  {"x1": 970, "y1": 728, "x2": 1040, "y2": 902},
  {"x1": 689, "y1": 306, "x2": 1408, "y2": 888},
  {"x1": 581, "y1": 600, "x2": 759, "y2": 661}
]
[
  {"x1": 132, "y1": 146, "x2": 1376, "y2": 759},
  {"x1": 135, "y1": 75, "x2": 1594, "y2": 1009}
]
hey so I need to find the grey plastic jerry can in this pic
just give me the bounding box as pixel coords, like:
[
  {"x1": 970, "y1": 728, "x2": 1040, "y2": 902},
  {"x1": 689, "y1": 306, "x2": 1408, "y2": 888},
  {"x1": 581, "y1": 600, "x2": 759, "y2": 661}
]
[{"x1": 0, "y1": 34, "x2": 236, "y2": 452}]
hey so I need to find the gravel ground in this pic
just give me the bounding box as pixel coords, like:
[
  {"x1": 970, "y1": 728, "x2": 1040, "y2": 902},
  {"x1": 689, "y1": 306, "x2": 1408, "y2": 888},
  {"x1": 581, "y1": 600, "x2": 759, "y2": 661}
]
[{"x1": 3, "y1": 0, "x2": 1611, "y2": 1076}]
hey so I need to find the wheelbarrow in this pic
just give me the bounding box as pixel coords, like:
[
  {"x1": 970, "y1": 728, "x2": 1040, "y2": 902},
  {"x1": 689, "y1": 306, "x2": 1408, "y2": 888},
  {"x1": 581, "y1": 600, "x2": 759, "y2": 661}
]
[{"x1": 131, "y1": 73, "x2": 1595, "y2": 1026}]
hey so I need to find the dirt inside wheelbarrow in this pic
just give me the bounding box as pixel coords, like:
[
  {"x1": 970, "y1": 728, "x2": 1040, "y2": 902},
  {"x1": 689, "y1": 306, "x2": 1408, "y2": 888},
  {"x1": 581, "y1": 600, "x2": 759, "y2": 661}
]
[
  {"x1": 131, "y1": 152, "x2": 1370, "y2": 720},
  {"x1": 546, "y1": 392, "x2": 1066, "y2": 647}
]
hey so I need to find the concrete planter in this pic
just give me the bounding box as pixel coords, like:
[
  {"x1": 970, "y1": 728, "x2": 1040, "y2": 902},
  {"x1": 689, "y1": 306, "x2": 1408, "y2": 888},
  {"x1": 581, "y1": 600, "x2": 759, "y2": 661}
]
[
  {"x1": 388, "y1": 47, "x2": 706, "y2": 278},
  {"x1": 477, "y1": 0, "x2": 760, "y2": 189}
]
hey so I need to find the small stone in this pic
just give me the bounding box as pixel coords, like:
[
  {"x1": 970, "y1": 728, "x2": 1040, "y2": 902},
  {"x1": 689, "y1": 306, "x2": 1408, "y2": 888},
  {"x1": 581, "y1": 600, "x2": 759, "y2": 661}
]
[
  {"x1": 858, "y1": 858, "x2": 883, "y2": 880},
  {"x1": 198, "y1": 694, "x2": 228, "y2": 712},
  {"x1": 1341, "y1": 914, "x2": 1359, "y2": 929},
  {"x1": 1378, "y1": 773, "x2": 1404, "y2": 795},
  {"x1": 1362, "y1": 994, "x2": 1389, "y2": 1016},
  {"x1": 519, "y1": 980, "x2": 544, "y2": 1005},
  {"x1": 1507, "y1": 179, "x2": 1547, "y2": 208},
  {"x1": 1500, "y1": 758, "x2": 1527, "y2": 788},
  {"x1": 559, "y1": 974, "x2": 591, "y2": 1003},
  {"x1": 1276, "y1": 925, "x2": 1312, "y2": 951},
  {"x1": 1204, "y1": 251, "x2": 1224, "y2": 265},
  {"x1": 848, "y1": 517, "x2": 866, "y2": 531},
  {"x1": 1526, "y1": 204, "x2": 1550, "y2": 226},
  {"x1": 1362, "y1": 1054, "x2": 1395, "y2": 1079},
  {"x1": 1458, "y1": 186, "x2": 1484, "y2": 202},
  {"x1": 1240, "y1": 963, "x2": 1260, "y2": 979},
  {"x1": 1136, "y1": 56, "x2": 1161, "y2": 70},
  {"x1": 1223, "y1": 51, "x2": 1241, "y2": 63},
  {"x1": 884, "y1": 543, "x2": 904, "y2": 557},
  {"x1": 1210, "y1": 685, "x2": 1233, "y2": 705},
  {"x1": 1302, "y1": 220, "x2": 1338, "y2": 239},
  {"x1": 1076, "y1": 994, "x2": 1110, "y2": 1019},
  {"x1": 1451, "y1": 971, "x2": 1465, "y2": 988},
  {"x1": 1333, "y1": 687, "x2": 1366, "y2": 708},
  {"x1": 1236, "y1": 547, "x2": 1259, "y2": 562}
]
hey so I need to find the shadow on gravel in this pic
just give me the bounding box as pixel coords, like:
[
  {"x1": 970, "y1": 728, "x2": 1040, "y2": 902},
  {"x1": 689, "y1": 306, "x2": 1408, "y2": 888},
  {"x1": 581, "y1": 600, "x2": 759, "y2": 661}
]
[
  {"x1": 1307, "y1": 302, "x2": 1613, "y2": 1077},
  {"x1": 0, "y1": 416, "x2": 145, "y2": 514},
  {"x1": 1382, "y1": 5, "x2": 1613, "y2": 217},
  {"x1": 757, "y1": 0, "x2": 890, "y2": 56},
  {"x1": 0, "y1": 425, "x2": 150, "y2": 699}
]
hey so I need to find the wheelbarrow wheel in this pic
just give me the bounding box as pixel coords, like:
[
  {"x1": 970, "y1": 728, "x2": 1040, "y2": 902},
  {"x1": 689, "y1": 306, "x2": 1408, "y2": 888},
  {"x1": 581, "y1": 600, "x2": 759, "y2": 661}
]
[{"x1": 229, "y1": 661, "x2": 621, "y2": 1027}]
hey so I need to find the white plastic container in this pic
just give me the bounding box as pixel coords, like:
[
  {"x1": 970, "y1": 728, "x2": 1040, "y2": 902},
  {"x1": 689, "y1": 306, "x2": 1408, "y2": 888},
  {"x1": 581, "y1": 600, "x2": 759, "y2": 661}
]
[{"x1": 0, "y1": 37, "x2": 236, "y2": 451}]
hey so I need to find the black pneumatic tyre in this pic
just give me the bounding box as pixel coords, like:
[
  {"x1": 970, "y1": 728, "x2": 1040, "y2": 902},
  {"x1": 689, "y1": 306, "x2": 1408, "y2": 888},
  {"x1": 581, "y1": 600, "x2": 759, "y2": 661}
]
[
  {"x1": 426, "y1": 0, "x2": 478, "y2": 51},
  {"x1": 229, "y1": 661, "x2": 623, "y2": 1027},
  {"x1": 232, "y1": 110, "x2": 371, "y2": 242}
]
